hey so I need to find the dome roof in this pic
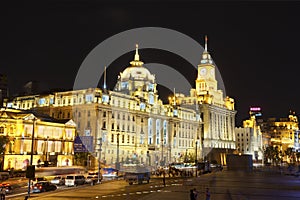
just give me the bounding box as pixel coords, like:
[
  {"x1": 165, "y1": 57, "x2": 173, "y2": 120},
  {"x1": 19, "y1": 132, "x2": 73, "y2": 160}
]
[
  {"x1": 120, "y1": 66, "x2": 155, "y2": 82},
  {"x1": 119, "y1": 44, "x2": 155, "y2": 82}
]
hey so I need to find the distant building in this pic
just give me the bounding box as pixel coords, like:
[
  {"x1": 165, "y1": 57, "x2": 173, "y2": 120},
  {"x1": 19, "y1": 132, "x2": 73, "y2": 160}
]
[
  {"x1": 0, "y1": 74, "x2": 8, "y2": 108},
  {"x1": 260, "y1": 112, "x2": 299, "y2": 162},
  {"x1": 235, "y1": 114, "x2": 263, "y2": 162},
  {"x1": 0, "y1": 108, "x2": 76, "y2": 170}
]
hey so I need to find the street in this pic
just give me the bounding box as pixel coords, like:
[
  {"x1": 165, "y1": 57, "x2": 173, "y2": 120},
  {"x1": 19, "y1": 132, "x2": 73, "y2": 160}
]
[{"x1": 4, "y1": 169, "x2": 300, "y2": 200}]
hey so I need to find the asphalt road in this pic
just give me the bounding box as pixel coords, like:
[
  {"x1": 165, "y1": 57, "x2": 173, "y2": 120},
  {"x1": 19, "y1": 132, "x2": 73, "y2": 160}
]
[{"x1": 5, "y1": 169, "x2": 300, "y2": 200}]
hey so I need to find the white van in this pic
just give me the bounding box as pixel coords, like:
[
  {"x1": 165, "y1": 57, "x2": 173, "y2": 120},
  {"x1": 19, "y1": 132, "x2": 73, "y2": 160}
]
[{"x1": 65, "y1": 175, "x2": 85, "y2": 187}]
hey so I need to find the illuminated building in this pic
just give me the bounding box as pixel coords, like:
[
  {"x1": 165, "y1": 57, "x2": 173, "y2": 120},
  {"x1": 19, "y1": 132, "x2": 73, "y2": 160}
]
[
  {"x1": 0, "y1": 109, "x2": 76, "y2": 170},
  {"x1": 169, "y1": 36, "x2": 236, "y2": 165},
  {"x1": 7, "y1": 45, "x2": 201, "y2": 168},
  {"x1": 235, "y1": 107, "x2": 263, "y2": 162},
  {"x1": 260, "y1": 111, "x2": 299, "y2": 162}
]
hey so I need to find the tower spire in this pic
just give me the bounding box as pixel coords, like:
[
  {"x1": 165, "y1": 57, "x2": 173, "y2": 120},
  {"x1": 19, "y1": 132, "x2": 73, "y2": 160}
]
[
  {"x1": 103, "y1": 66, "x2": 107, "y2": 90},
  {"x1": 205, "y1": 35, "x2": 208, "y2": 51},
  {"x1": 134, "y1": 44, "x2": 140, "y2": 61},
  {"x1": 130, "y1": 43, "x2": 144, "y2": 66}
]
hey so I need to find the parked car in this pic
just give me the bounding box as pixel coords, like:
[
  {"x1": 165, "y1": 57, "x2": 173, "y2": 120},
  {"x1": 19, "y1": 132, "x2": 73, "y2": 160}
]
[
  {"x1": 32, "y1": 181, "x2": 57, "y2": 193},
  {"x1": 85, "y1": 172, "x2": 102, "y2": 185},
  {"x1": 0, "y1": 183, "x2": 12, "y2": 195},
  {"x1": 65, "y1": 175, "x2": 85, "y2": 187},
  {"x1": 50, "y1": 176, "x2": 65, "y2": 185},
  {"x1": 31, "y1": 177, "x2": 47, "y2": 186}
]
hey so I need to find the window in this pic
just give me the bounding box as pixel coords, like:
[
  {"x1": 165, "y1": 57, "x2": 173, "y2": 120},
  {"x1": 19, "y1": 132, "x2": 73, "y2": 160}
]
[
  {"x1": 111, "y1": 123, "x2": 114, "y2": 130},
  {"x1": 0, "y1": 127, "x2": 4, "y2": 134},
  {"x1": 102, "y1": 122, "x2": 106, "y2": 129},
  {"x1": 111, "y1": 134, "x2": 114, "y2": 143},
  {"x1": 127, "y1": 135, "x2": 130, "y2": 143},
  {"x1": 132, "y1": 116, "x2": 135, "y2": 121},
  {"x1": 103, "y1": 111, "x2": 106, "y2": 117},
  {"x1": 112, "y1": 112, "x2": 114, "y2": 118},
  {"x1": 122, "y1": 135, "x2": 125, "y2": 143},
  {"x1": 87, "y1": 111, "x2": 90, "y2": 117},
  {"x1": 132, "y1": 136, "x2": 134, "y2": 144}
]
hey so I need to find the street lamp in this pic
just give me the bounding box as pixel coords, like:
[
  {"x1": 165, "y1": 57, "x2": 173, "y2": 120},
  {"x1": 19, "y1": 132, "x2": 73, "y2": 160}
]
[
  {"x1": 115, "y1": 133, "x2": 120, "y2": 171},
  {"x1": 195, "y1": 140, "x2": 198, "y2": 177},
  {"x1": 27, "y1": 116, "x2": 36, "y2": 197},
  {"x1": 161, "y1": 139, "x2": 164, "y2": 166},
  {"x1": 97, "y1": 137, "x2": 102, "y2": 184}
]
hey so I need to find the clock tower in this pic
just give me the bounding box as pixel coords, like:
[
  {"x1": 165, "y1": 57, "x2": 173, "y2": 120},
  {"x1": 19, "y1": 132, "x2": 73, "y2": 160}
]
[{"x1": 196, "y1": 36, "x2": 218, "y2": 94}]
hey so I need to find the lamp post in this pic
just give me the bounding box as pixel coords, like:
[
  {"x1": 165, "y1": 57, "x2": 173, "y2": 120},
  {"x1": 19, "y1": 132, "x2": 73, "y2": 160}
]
[
  {"x1": 116, "y1": 133, "x2": 120, "y2": 171},
  {"x1": 97, "y1": 137, "x2": 102, "y2": 184},
  {"x1": 195, "y1": 141, "x2": 198, "y2": 177},
  {"x1": 27, "y1": 116, "x2": 36, "y2": 197},
  {"x1": 161, "y1": 139, "x2": 164, "y2": 166}
]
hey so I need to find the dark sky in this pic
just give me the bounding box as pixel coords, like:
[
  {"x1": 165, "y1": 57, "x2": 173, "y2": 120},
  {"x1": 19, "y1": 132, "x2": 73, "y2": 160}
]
[{"x1": 1, "y1": 1, "x2": 300, "y2": 126}]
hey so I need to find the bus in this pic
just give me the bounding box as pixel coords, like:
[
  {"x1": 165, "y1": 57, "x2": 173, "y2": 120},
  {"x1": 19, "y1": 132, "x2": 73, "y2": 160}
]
[{"x1": 35, "y1": 166, "x2": 87, "y2": 178}]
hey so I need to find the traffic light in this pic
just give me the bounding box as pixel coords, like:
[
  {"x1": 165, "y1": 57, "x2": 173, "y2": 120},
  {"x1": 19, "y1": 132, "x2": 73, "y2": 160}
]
[{"x1": 26, "y1": 165, "x2": 35, "y2": 179}]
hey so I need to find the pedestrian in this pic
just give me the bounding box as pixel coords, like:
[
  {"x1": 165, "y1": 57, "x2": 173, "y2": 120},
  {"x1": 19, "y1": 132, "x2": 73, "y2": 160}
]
[
  {"x1": 193, "y1": 188, "x2": 199, "y2": 200},
  {"x1": 0, "y1": 187, "x2": 5, "y2": 200},
  {"x1": 162, "y1": 170, "x2": 166, "y2": 187},
  {"x1": 190, "y1": 189, "x2": 195, "y2": 200},
  {"x1": 205, "y1": 188, "x2": 211, "y2": 200}
]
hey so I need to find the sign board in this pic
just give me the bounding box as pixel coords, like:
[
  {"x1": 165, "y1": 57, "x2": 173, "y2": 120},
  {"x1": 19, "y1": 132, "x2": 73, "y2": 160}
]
[{"x1": 74, "y1": 136, "x2": 94, "y2": 153}]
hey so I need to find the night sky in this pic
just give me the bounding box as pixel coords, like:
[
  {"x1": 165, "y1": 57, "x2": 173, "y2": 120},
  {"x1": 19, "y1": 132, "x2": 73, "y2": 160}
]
[{"x1": 1, "y1": 1, "x2": 300, "y2": 126}]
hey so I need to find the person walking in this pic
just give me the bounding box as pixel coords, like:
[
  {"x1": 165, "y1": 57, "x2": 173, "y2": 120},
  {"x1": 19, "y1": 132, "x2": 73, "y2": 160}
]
[
  {"x1": 0, "y1": 187, "x2": 5, "y2": 200},
  {"x1": 205, "y1": 188, "x2": 211, "y2": 200},
  {"x1": 162, "y1": 170, "x2": 166, "y2": 187},
  {"x1": 193, "y1": 188, "x2": 199, "y2": 200},
  {"x1": 190, "y1": 189, "x2": 195, "y2": 200}
]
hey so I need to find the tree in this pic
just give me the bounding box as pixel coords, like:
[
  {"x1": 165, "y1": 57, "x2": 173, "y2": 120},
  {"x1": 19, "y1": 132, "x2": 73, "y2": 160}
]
[
  {"x1": 0, "y1": 136, "x2": 10, "y2": 170},
  {"x1": 264, "y1": 146, "x2": 282, "y2": 165},
  {"x1": 284, "y1": 148, "x2": 295, "y2": 163}
]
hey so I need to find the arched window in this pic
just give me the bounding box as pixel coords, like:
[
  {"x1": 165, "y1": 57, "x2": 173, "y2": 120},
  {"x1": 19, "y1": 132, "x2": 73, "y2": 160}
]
[{"x1": 156, "y1": 119, "x2": 160, "y2": 145}]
